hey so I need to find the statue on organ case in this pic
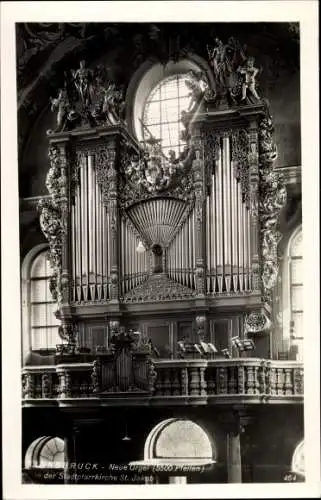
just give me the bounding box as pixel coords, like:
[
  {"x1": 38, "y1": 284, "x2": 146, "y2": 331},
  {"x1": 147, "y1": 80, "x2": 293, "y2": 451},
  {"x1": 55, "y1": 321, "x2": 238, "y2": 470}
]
[
  {"x1": 237, "y1": 57, "x2": 260, "y2": 101},
  {"x1": 48, "y1": 61, "x2": 125, "y2": 131},
  {"x1": 71, "y1": 60, "x2": 93, "y2": 107}
]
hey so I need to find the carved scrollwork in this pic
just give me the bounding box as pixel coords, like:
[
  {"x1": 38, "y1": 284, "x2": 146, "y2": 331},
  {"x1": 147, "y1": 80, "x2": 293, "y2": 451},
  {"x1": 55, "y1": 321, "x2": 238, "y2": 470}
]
[
  {"x1": 119, "y1": 141, "x2": 195, "y2": 209},
  {"x1": 122, "y1": 274, "x2": 196, "y2": 303},
  {"x1": 38, "y1": 199, "x2": 64, "y2": 302},
  {"x1": 244, "y1": 310, "x2": 271, "y2": 336},
  {"x1": 58, "y1": 322, "x2": 78, "y2": 344},
  {"x1": 94, "y1": 147, "x2": 117, "y2": 202},
  {"x1": 258, "y1": 112, "x2": 287, "y2": 302},
  {"x1": 202, "y1": 131, "x2": 220, "y2": 192},
  {"x1": 46, "y1": 145, "x2": 62, "y2": 201},
  {"x1": 70, "y1": 150, "x2": 83, "y2": 197},
  {"x1": 231, "y1": 129, "x2": 250, "y2": 206},
  {"x1": 38, "y1": 144, "x2": 70, "y2": 304}
]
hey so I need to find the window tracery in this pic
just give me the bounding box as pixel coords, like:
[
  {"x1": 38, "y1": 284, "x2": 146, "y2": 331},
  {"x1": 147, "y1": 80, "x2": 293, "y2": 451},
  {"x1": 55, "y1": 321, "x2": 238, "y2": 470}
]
[{"x1": 25, "y1": 436, "x2": 65, "y2": 469}]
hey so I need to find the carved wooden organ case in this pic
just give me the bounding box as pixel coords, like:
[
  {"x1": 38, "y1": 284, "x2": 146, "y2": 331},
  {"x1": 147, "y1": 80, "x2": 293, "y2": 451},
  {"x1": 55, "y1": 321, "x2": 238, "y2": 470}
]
[{"x1": 39, "y1": 78, "x2": 286, "y2": 347}]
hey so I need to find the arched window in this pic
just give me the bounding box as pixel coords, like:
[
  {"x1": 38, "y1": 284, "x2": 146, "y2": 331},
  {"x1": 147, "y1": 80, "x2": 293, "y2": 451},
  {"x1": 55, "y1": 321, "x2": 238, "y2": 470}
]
[
  {"x1": 141, "y1": 73, "x2": 201, "y2": 158},
  {"x1": 128, "y1": 59, "x2": 212, "y2": 154},
  {"x1": 130, "y1": 418, "x2": 215, "y2": 484},
  {"x1": 21, "y1": 246, "x2": 61, "y2": 357},
  {"x1": 282, "y1": 226, "x2": 303, "y2": 360},
  {"x1": 25, "y1": 436, "x2": 65, "y2": 469}
]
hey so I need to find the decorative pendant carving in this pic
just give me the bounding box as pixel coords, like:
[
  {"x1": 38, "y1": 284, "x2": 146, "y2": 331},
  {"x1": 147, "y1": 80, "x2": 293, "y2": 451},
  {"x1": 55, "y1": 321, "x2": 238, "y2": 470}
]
[
  {"x1": 58, "y1": 321, "x2": 78, "y2": 344},
  {"x1": 38, "y1": 200, "x2": 64, "y2": 302},
  {"x1": 258, "y1": 112, "x2": 287, "y2": 302},
  {"x1": 244, "y1": 310, "x2": 271, "y2": 336},
  {"x1": 38, "y1": 144, "x2": 69, "y2": 304},
  {"x1": 119, "y1": 139, "x2": 195, "y2": 208}
]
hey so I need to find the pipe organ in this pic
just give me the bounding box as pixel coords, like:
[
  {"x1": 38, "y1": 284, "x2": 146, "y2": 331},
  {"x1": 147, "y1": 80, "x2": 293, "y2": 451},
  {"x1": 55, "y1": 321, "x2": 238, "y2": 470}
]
[
  {"x1": 71, "y1": 152, "x2": 111, "y2": 302},
  {"x1": 205, "y1": 135, "x2": 252, "y2": 295},
  {"x1": 120, "y1": 216, "x2": 149, "y2": 295},
  {"x1": 168, "y1": 208, "x2": 196, "y2": 289},
  {"x1": 40, "y1": 70, "x2": 283, "y2": 354},
  {"x1": 48, "y1": 118, "x2": 263, "y2": 307}
]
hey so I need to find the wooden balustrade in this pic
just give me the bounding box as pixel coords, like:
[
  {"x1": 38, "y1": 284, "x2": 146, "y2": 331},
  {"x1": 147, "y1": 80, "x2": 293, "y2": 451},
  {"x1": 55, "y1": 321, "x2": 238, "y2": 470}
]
[{"x1": 21, "y1": 358, "x2": 303, "y2": 405}]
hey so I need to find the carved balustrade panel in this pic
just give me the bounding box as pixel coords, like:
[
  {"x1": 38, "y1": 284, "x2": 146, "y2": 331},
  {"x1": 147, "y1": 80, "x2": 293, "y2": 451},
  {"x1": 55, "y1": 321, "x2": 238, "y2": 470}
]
[{"x1": 22, "y1": 359, "x2": 303, "y2": 404}]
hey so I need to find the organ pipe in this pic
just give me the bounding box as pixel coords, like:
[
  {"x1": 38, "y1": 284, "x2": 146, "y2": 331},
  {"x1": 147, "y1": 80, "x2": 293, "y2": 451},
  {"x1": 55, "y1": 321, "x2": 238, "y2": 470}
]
[
  {"x1": 205, "y1": 133, "x2": 252, "y2": 295},
  {"x1": 119, "y1": 216, "x2": 149, "y2": 295},
  {"x1": 167, "y1": 208, "x2": 196, "y2": 289},
  {"x1": 70, "y1": 130, "x2": 253, "y2": 302},
  {"x1": 71, "y1": 152, "x2": 112, "y2": 302}
]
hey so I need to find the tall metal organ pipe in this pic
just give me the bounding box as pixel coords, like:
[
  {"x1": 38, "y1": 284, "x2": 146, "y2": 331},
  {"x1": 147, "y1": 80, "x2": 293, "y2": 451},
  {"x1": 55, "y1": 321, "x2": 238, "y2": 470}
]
[
  {"x1": 120, "y1": 217, "x2": 149, "y2": 295},
  {"x1": 71, "y1": 153, "x2": 110, "y2": 302},
  {"x1": 205, "y1": 135, "x2": 252, "y2": 294},
  {"x1": 168, "y1": 209, "x2": 196, "y2": 289}
]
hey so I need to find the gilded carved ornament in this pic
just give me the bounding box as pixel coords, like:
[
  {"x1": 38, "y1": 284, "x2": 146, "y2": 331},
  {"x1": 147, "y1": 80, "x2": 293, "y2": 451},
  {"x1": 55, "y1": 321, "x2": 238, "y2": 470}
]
[
  {"x1": 119, "y1": 139, "x2": 195, "y2": 209},
  {"x1": 38, "y1": 144, "x2": 68, "y2": 305},
  {"x1": 258, "y1": 113, "x2": 287, "y2": 303}
]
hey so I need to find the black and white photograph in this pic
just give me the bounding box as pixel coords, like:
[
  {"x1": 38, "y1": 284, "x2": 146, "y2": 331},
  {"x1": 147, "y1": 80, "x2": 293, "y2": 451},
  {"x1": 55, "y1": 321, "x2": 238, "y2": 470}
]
[{"x1": 1, "y1": 1, "x2": 320, "y2": 498}]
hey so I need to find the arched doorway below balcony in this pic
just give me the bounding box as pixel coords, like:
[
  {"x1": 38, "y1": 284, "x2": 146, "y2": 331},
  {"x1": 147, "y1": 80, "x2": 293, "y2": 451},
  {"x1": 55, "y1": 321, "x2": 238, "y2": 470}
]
[{"x1": 130, "y1": 418, "x2": 216, "y2": 484}]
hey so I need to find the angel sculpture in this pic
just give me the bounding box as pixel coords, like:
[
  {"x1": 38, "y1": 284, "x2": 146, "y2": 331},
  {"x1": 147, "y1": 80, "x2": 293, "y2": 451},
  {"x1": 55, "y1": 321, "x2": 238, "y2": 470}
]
[
  {"x1": 207, "y1": 38, "x2": 229, "y2": 87},
  {"x1": 102, "y1": 82, "x2": 125, "y2": 124},
  {"x1": 168, "y1": 150, "x2": 177, "y2": 164},
  {"x1": 180, "y1": 109, "x2": 193, "y2": 142},
  {"x1": 50, "y1": 88, "x2": 73, "y2": 133},
  {"x1": 185, "y1": 78, "x2": 204, "y2": 113},
  {"x1": 72, "y1": 60, "x2": 93, "y2": 107},
  {"x1": 237, "y1": 57, "x2": 260, "y2": 101}
]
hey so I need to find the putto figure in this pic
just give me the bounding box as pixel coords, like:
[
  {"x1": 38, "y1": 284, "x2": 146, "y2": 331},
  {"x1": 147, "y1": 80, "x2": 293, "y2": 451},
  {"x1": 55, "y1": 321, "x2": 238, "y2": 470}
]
[
  {"x1": 49, "y1": 89, "x2": 71, "y2": 132},
  {"x1": 238, "y1": 57, "x2": 260, "y2": 101}
]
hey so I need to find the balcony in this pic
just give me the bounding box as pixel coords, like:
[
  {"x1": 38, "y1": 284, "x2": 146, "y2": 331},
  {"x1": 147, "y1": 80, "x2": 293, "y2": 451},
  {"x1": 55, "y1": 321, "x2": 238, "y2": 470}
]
[{"x1": 22, "y1": 358, "x2": 303, "y2": 408}]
